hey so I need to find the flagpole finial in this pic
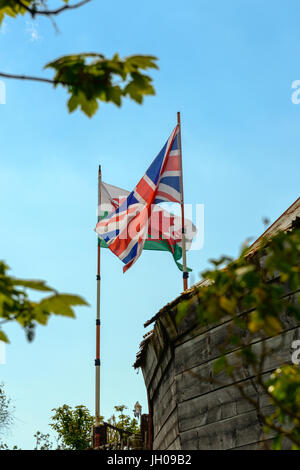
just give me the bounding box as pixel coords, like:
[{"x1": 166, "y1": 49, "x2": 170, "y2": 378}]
[{"x1": 177, "y1": 111, "x2": 181, "y2": 125}]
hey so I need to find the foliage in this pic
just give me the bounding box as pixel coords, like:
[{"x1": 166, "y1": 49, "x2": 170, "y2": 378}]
[
  {"x1": 177, "y1": 227, "x2": 300, "y2": 449},
  {"x1": 107, "y1": 405, "x2": 139, "y2": 444},
  {"x1": 45, "y1": 53, "x2": 158, "y2": 117},
  {"x1": 34, "y1": 430, "x2": 53, "y2": 450},
  {"x1": 0, "y1": 383, "x2": 14, "y2": 439},
  {"x1": 48, "y1": 403, "x2": 138, "y2": 449},
  {"x1": 0, "y1": 261, "x2": 89, "y2": 343},
  {"x1": 0, "y1": 1, "x2": 158, "y2": 116},
  {"x1": 0, "y1": 0, "x2": 31, "y2": 24},
  {"x1": 50, "y1": 404, "x2": 94, "y2": 450},
  {"x1": 0, "y1": 443, "x2": 19, "y2": 449},
  {"x1": 0, "y1": 1, "x2": 85, "y2": 23},
  {"x1": 264, "y1": 365, "x2": 300, "y2": 449}
]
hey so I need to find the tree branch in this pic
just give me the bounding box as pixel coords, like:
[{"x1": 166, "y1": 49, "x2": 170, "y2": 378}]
[
  {"x1": 0, "y1": 71, "x2": 66, "y2": 86},
  {"x1": 15, "y1": 0, "x2": 92, "y2": 17}
]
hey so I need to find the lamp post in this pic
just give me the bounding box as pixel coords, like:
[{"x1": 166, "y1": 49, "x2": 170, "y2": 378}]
[{"x1": 133, "y1": 401, "x2": 142, "y2": 424}]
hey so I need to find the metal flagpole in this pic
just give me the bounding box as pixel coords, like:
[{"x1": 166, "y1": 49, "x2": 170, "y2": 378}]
[
  {"x1": 94, "y1": 165, "x2": 102, "y2": 447},
  {"x1": 177, "y1": 112, "x2": 188, "y2": 291}
]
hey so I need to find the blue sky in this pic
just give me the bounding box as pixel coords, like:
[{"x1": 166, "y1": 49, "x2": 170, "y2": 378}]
[{"x1": 0, "y1": 0, "x2": 299, "y2": 449}]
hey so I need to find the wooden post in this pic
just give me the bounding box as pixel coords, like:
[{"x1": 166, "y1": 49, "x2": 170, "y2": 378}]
[
  {"x1": 141, "y1": 414, "x2": 150, "y2": 450},
  {"x1": 94, "y1": 424, "x2": 107, "y2": 449}
]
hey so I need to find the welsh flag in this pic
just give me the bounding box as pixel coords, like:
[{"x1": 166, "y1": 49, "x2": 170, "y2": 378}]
[{"x1": 98, "y1": 182, "x2": 196, "y2": 271}]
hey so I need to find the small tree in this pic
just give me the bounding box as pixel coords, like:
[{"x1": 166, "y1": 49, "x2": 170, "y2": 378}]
[
  {"x1": 107, "y1": 405, "x2": 139, "y2": 444},
  {"x1": 48, "y1": 403, "x2": 139, "y2": 449},
  {"x1": 34, "y1": 431, "x2": 53, "y2": 450},
  {"x1": 50, "y1": 404, "x2": 94, "y2": 450},
  {"x1": 0, "y1": 383, "x2": 14, "y2": 444}
]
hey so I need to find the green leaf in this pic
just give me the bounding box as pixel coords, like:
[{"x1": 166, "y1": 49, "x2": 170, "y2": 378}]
[
  {"x1": 0, "y1": 0, "x2": 31, "y2": 25},
  {"x1": 67, "y1": 92, "x2": 99, "y2": 117},
  {"x1": 39, "y1": 294, "x2": 89, "y2": 318},
  {"x1": 229, "y1": 334, "x2": 241, "y2": 346},
  {"x1": 176, "y1": 300, "x2": 190, "y2": 324},
  {"x1": 271, "y1": 435, "x2": 282, "y2": 450},
  {"x1": 213, "y1": 356, "x2": 227, "y2": 375},
  {"x1": 248, "y1": 310, "x2": 264, "y2": 333},
  {"x1": 220, "y1": 296, "x2": 236, "y2": 314},
  {"x1": 13, "y1": 279, "x2": 55, "y2": 293},
  {"x1": 0, "y1": 329, "x2": 9, "y2": 343},
  {"x1": 0, "y1": 259, "x2": 89, "y2": 343},
  {"x1": 240, "y1": 346, "x2": 257, "y2": 365}
]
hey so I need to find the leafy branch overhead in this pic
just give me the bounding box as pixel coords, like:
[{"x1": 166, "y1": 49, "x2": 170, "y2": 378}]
[
  {"x1": 45, "y1": 53, "x2": 158, "y2": 117},
  {"x1": 0, "y1": 53, "x2": 158, "y2": 119},
  {"x1": 0, "y1": 1, "x2": 159, "y2": 117},
  {"x1": 0, "y1": 261, "x2": 89, "y2": 343},
  {"x1": 0, "y1": 0, "x2": 91, "y2": 22}
]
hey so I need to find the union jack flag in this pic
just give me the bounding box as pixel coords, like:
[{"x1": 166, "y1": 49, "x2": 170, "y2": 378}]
[{"x1": 96, "y1": 125, "x2": 182, "y2": 272}]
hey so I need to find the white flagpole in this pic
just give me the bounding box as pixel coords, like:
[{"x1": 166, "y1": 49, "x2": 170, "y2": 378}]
[
  {"x1": 177, "y1": 112, "x2": 188, "y2": 291},
  {"x1": 94, "y1": 165, "x2": 101, "y2": 446}
]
